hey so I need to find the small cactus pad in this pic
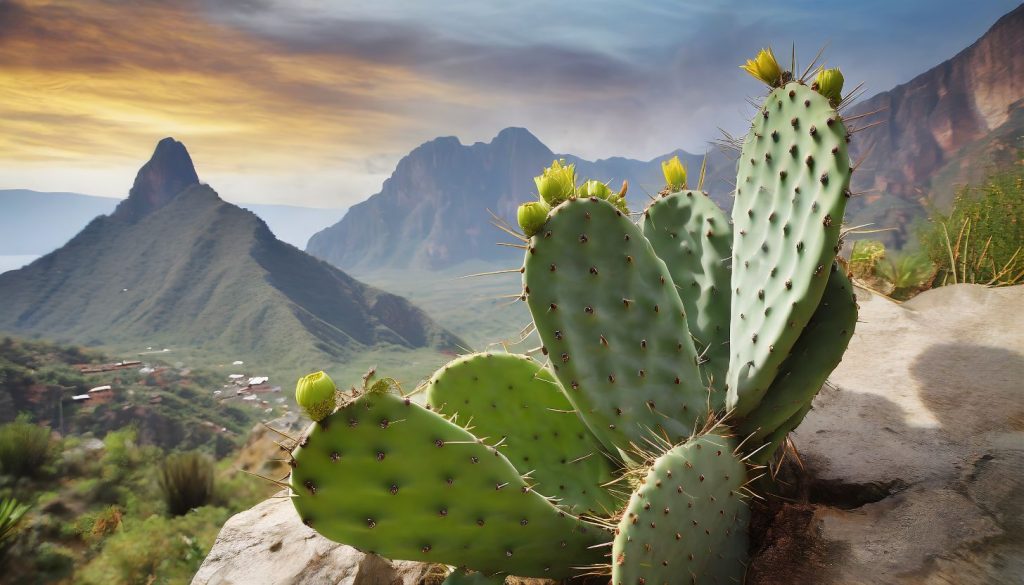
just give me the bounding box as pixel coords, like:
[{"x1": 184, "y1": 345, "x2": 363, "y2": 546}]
[
  {"x1": 751, "y1": 401, "x2": 812, "y2": 466},
  {"x1": 523, "y1": 198, "x2": 708, "y2": 461},
  {"x1": 611, "y1": 432, "x2": 749, "y2": 585},
  {"x1": 289, "y1": 392, "x2": 603, "y2": 578},
  {"x1": 426, "y1": 352, "x2": 621, "y2": 514},
  {"x1": 642, "y1": 190, "x2": 732, "y2": 403},
  {"x1": 738, "y1": 266, "x2": 858, "y2": 445},
  {"x1": 727, "y1": 81, "x2": 851, "y2": 417}
]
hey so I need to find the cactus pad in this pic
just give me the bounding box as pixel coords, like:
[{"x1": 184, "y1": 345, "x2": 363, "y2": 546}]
[
  {"x1": 426, "y1": 352, "x2": 621, "y2": 514},
  {"x1": 523, "y1": 198, "x2": 708, "y2": 461},
  {"x1": 442, "y1": 569, "x2": 507, "y2": 585},
  {"x1": 727, "y1": 81, "x2": 851, "y2": 416},
  {"x1": 738, "y1": 266, "x2": 858, "y2": 445},
  {"x1": 289, "y1": 391, "x2": 603, "y2": 578},
  {"x1": 642, "y1": 190, "x2": 732, "y2": 404},
  {"x1": 611, "y1": 432, "x2": 749, "y2": 585}
]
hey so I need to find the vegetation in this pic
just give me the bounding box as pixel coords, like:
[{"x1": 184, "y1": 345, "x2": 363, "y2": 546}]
[
  {"x1": 0, "y1": 335, "x2": 279, "y2": 584},
  {"x1": 0, "y1": 496, "x2": 30, "y2": 560},
  {"x1": 0, "y1": 414, "x2": 54, "y2": 478},
  {"x1": 917, "y1": 167, "x2": 1024, "y2": 286},
  {"x1": 159, "y1": 452, "x2": 215, "y2": 516}
]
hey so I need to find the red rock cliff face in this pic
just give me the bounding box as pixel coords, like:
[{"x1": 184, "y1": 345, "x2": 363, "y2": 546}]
[{"x1": 846, "y1": 4, "x2": 1024, "y2": 246}]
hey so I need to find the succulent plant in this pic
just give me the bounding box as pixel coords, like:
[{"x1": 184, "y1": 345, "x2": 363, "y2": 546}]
[{"x1": 275, "y1": 48, "x2": 860, "y2": 583}]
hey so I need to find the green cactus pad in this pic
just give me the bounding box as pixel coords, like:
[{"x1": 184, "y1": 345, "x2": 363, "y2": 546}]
[
  {"x1": 642, "y1": 190, "x2": 732, "y2": 403},
  {"x1": 738, "y1": 266, "x2": 858, "y2": 445},
  {"x1": 523, "y1": 197, "x2": 708, "y2": 461},
  {"x1": 750, "y1": 401, "x2": 812, "y2": 466},
  {"x1": 727, "y1": 81, "x2": 851, "y2": 417},
  {"x1": 611, "y1": 432, "x2": 749, "y2": 585},
  {"x1": 425, "y1": 352, "x2": 621, "y2": 514},
  {"x1": 289, "y1": 391, "x2": 603, "y2": 578}
]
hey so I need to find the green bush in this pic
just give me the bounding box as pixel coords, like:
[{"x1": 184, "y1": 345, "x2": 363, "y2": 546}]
[
  {"x1": 77, "y1": 506, "x2": 228, "y2": 585},
  {"x1": 0, "y1": 496, "x2": 30, "y2": 560},
  {"x1": 0, "y1": 415, "x2": 54, "y2": 478},
  {"x1": 158, "y1": 452, "x2": 214, "y2": 516},
  {"x1": 849, "y1": 239, "x2": 886, "y2": 280},
  {"x1": 918, "y1": 168, "x2": 1024, "y2": 286},
  {"x1": 876, "y1": 253, "x2": 937, "y2": 300}
]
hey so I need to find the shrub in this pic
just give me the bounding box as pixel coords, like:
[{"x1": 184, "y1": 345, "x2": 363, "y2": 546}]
[
  {"x1": 918, "y1": 168, "x2": 1024, "y2": 286},
  {"x1": 849, "y1": 239, "x2": 886, "y2": 280},
  {"x1": 0, "y1": 415, "x2": 54, "y2": 478},
  {"x1": 875, "y1": 253, "x2": 937, "y2": 300},
  {"x1": 158, "y1": 452, "x2": 214, "y2": 516},
  {"x1": 0, "y1": 496, "x2": 30, "y2": 559}
]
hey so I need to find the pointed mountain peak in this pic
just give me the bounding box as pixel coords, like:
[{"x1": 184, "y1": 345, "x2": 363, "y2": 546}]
[
  {"x1": 491, "y1": 127, "x2": 544, "y2": 148},
  {"x1": 113, "y1": 137, "x2": 200, "y2": 221}
]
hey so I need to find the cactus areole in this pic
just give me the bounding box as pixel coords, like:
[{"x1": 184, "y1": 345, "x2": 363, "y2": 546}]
[{"x1": 282, "y1": 49, "x2": 859, "y2": 582}]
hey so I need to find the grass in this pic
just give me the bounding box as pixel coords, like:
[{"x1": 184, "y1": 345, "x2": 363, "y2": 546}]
[{"x1": 159, "y1": 452, "x2": 214, "y2": 517}]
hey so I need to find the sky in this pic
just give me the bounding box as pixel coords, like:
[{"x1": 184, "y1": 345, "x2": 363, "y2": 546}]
[{"x1": 0, "y1": 0, "x2": 1017, "y2": 208}]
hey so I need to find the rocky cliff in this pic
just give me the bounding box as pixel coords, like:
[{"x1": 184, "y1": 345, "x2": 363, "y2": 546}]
[{"x1": 847, "y1": 3, "x2": 1024, "y2": 247}]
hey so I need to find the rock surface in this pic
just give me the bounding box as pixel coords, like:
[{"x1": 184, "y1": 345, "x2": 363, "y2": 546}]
[
  {"x1": 191, "y1": 493, "x2": 436, "y2": 585},
  {"x1": 194, "y1": 284, "x2": 1023, "y2": 584},
  {"x1": 749, "y1": 283, "x2": 1024, "y2": 584}
]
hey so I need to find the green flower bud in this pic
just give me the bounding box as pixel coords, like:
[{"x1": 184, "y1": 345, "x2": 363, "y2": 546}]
[
  {"x1": 814, "y1": 67, "x2": 844, "y2": 106},
  {"x1": 295, "y1": 371, "x2": 336, "y2": 422},
  {"x1": 534, "y1": 159, "x2": 576, "y2": 205},
  {"x1": 661, "y1": 156, "x2": 687, "y2": 190},
  {"x1": 578, "y1": 179, "x2": 612, "y2": 200},
  {"x1": 517, "y1": 200, "x2": 551, "y2": 237},
  {"x1": 740, "y1": 47, "x2": 784, "y2": 87}
]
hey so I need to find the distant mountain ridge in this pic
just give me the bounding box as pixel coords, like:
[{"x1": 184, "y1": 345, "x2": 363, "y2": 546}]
[
  {"x1": 306, "y1": 127, "x2": 732, "y2": 272},
  {"x1": 0, "y1": 139, "x2": 461, "y2": 375},
  {"x1": 846, "y1": 3, "x2": 1024, "y2": 247}
]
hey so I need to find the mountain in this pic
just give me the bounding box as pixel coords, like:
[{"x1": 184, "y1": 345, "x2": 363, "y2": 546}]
[
  {"x1": 306, "y1": 127, "x2": 732, "y2": 272},
  {"x1": 0, "y1": 138, "x2": 461, "y2": 378},
  {"x1": 846, "y1": 3, "x2": 1024, "y2": 248},
  {"x1": 0, "y1": 190, "x2": 345, "y2": 255}
]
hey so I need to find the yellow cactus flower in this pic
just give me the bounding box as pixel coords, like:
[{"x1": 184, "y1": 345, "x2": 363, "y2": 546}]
[
  {"x1": 814, "y1": 67, "x2": 845, "y2": 106},
  {"x1": 740, "y1": 47, "x2": 784, "y2": 87},
  {"x1": 579, "y1": 179, "x2": 612, "y2": 199},
  {"x1": 661, "y1": 156, "x2": 687, "y2": 190}
]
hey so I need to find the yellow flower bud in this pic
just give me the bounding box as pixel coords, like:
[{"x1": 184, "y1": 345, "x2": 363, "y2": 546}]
[
  {"x1": 295, "y1": 371, "x2": 336, "y2": 422},
  {"x1": 814, "y1": 67, "x2": 844, "y2": 106},
  {"x1": 517, "y1": 200, "x2": 551, "y2": 237},
  {"x1": 661, "y1": 156, "x2": 687, "y2": 190},
  {"x1": 740, "y1": 47, "x2": 784, "y2": 87}
]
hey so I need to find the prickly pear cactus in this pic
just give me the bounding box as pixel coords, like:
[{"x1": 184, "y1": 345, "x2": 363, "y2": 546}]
[
  {"x1": 738, "y1": 266, "x2": 858, "y2": 448},
  {"x1": 522, "y1": 197, "x2": 709, "y2": 460},
  {"x1": 643, "y1": 189, "x2": 732, "y2": 402},
  {"x1": 611, "y1": 432, "x2": 749, "y2": 585},
  {"x1": 425, "y1": 352, "x2": 621, "y2": 514},
  {"x1": 726, "y1": 81, "x2": 851, "y2": 417},
  {"x1": 288, "y1": 391, "x2": 604, "y2": 578},
  {"x1": 442, "y1": 569, "x2": 507, "y2": 585}
]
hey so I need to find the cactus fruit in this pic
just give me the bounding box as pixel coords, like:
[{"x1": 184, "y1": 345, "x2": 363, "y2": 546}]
[
  {"x1": 611, "y1": 432, "x2": 749, "y2": 585},
  {"x1": 289, "y1": 390, "x2": 604, "y2": 579},
  {"x1": 738, "y1": 266, "x2": 857, "y2": 447},
  {"x1": 726, "y1": 80, "x2": 851, "y2": 417},
  {"x1": 295, "y1": 371, "x2": 337, "y2": 422},
  {"x1": 522, "y1": 197, "x2": 709, "y2": 460},
  {"x1": 425, "y1": 352, "x2": 621, "y2": 514},
  {"x1": 642, "y1": 190, "x2": 732, "y2": 403}
]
